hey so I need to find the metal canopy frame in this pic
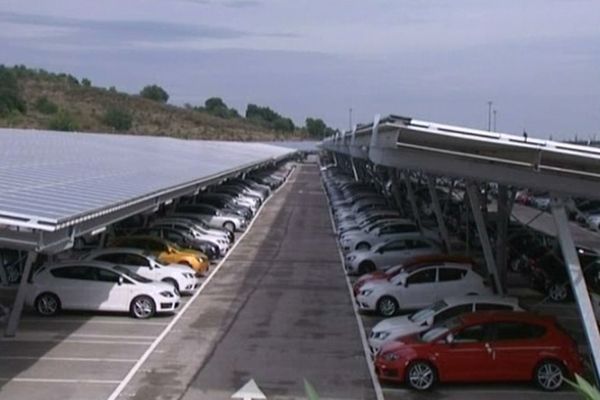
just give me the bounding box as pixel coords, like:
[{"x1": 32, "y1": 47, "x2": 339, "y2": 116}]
[{"x1": 322, "y1": 114, "x2": 600, "y2": 381}]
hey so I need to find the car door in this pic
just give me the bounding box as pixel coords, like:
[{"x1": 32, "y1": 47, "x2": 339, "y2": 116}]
[
  {"x1": 91, "y1": 267, "x2": 131, "y2": 312},
  {"x1": 121, "y1": 254, "x2": 156, "y2": 281},
  {"x1": 436, "y1": 267, "x2": 469, "y2": 298},
  {"x1": 436, "y1": 323, "x2": 496, "y2": 382},
  {"x1": 376, "y1": 240, "x2": 408, "y2": 265},
  {"x1": 402, "y1": 267, "x2": 437, "y2": 309},
  {"x1": 48, "y1": 266, "x2": 92, "y2": 309},
  {"x1": 488, "y1": 322, "x2": 548, "y2": 381}
]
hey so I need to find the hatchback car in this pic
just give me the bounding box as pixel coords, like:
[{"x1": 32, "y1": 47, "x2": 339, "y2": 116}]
[
  {"x1": 356, "y1": 263, "x2": 491, "y2": 316},
  {"x1": 374, "y1": 311, "x2": 584, "y2": 391},
  {"x1": 27, "y1": 261, "x2": 180, "y2": 319}
]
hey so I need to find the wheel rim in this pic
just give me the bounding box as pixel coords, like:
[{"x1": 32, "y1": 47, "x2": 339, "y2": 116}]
[
  {"x1": 379, "y1": 298, "x2": 396, "y2": 317},
  {"x1": 133, "y1": 298, "x2": 153, "y2": 318},
  {"x1": 357, "y1": 243, "x2": 370, "y2": 251},
  {"x1": 549, "y1": 284, "x2": 567, "y2": 301},
  {"x1": 409, "y1": 363, "x2": 434, "y2": 390},
  {"x1": 38, "y1": 295, "x2": 57, "y2": 315},
  {"x1": 537, "y1": 363, "x2": 563, "y2": 390}
]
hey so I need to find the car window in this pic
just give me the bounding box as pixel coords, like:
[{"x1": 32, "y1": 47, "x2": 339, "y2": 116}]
[
  {"x1": 492, "y1": 322, "x2": 546, "y2": 341},
  {"x1": 439, "y1": 268, "x2": 466, "y2": 282},
  {"x1": 433, "y1": 304, "x2": 472, "y2": 324},
  {"x1": 94, "y1": 268, "x2": 121, "y2": 283},
  {"x1": 406, "y1": 268, "x2": 436, "y2": 285},
  {"x1": 475, "y1": 303, "x2": 514, "y2": 311},
  {"x1": 146, "y1": 239, "x2": 166, "y2": 252},
  {"x1": 454, "y1": 324, "x2": 486, "y2": 343},
  {"x1": 406, "y1": 239, "x2": 432, "y2": 249},
  {"x1": 381, "y1": 240, "x2": 406, "y2": 252},
  {"x1": 122, "y1": 254, "x2": 151, "y2": 267},
  {"x1": 94, "y1": 253, "x2": 124, "y2": 264},
  {"x1": 51, "y1": 266, "x2": 94, "y2": 280}
]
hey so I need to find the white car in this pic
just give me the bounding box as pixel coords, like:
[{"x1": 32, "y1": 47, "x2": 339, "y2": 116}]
[
  {"x1": 344, "y1": 235, "x2": 441, "y2": 275},
  {"x1": 368, "y1": 295, "x2": 521, "y2": 353},
  {"x1": 27, "y1": 261, "x2": 180, "y2": 319},
  {"x1": 355, "y1": 263, "x2": 492, "y2": 316},
  {"x1": 340, "y1": 220, "x2": 419, "y2": 251},
  {"x1": 586, "y1": 213, "x2": 600, "y2": 231},
  {"x1": 83, "y1": 248, "x2": 200, "y2": 294},
  {"x1": 151, "y1": 219, "x2": 231, "y2": 254},
  {"x1": 175, "y1": 204, "x2": 246, "y2": 232}
]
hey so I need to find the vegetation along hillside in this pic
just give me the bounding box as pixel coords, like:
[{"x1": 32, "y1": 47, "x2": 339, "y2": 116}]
[{"x1": 0, "y1": 65, "x2": 337, "y2": 141}]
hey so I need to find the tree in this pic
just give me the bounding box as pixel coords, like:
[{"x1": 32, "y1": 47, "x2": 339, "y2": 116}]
[
  {"x1": 34, "y1": 96, "x2": 58, "y2": 114},
  {"x1": 102, "y1": 107, "x2": 133, "y2": 131},
  {"x1": 245, "y1": 103, "x2": 295, "y2": 132},
  {"x1": 0, "y1": 66, "x2": 26, "y2": 116},
  {"x1": 305, "y1": 118, "x2": 327, "y2": 138},
  {"x1": 81, "y1": 78, "x2": 92, "y2": 87},
  {"x1": 140, "y1": 84, "x2": 169, "y2": 103},
  {"x1": 204, "y1": 97, "x2": 239, "y2": 119}
]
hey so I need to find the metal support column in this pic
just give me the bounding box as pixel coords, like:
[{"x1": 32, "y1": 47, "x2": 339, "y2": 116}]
[
  {"x1": 0, "y1": 252, "x2": 7, "y2": 286},
  {"x1": 495, "y1": 185, "x2": 509, "y2": 292},
  {"x1": 404, "y1": 173, "x2": 423, "y2": 231},
  {"x1": 5, "y1": 251, "x2": 37, "y2": 337},
  {"x1": 551, "y1": 197, "x2": 600, "y2": 381},
  {"x1": 466, "y1": 182, "x2": 503, "y2": 295},
  {"x1": 388, "y1": 168, "x2": 404, "y2": 213},
  {"x1": 427, "y1": 176, "x2": 452, "y2": 252}
]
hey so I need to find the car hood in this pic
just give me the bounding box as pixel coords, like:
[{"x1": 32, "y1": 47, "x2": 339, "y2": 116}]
[
  {"x1": 359, "y1": 279, "x2": 393, "y2": 292},
  {"x1": 373, "y1": 315, "x2": 414, "y2": 332},
  {"x1": 166, "y1": 263, "x2": 196, "y2": 272}
]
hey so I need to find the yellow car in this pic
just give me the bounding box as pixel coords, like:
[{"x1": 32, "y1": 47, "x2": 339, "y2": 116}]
[{"x1": 110, "y1": 235, "x2": 210, "y2": 276}]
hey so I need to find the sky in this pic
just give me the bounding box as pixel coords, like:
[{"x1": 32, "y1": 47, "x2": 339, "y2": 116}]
[{"x1": 1, "y1": 0, "x2": 599, "y2": 139}]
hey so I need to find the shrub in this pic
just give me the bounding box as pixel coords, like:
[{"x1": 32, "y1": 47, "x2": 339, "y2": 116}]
[
  {"x1": 140, "y1": 84, "x2": 169, "y2": 103},
  {"x1": 81, "y1": 78, "x2": 91, "y2": 87},
  {"x1": 0, "y1": 66, "x2": 26, "y2": 116},
  {"x1": 102, "y1": 107, "x2": 133, "y2": 131},
  {"x1": 48, "y1": 110, "x2": 79, "y2": 131},
  {"x1": 34, "y1": 96, "x2": 58, "y2": 114}
]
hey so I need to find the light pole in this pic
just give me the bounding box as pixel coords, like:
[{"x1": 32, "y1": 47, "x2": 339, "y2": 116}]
[
  {"x1": 348, "y1": 108, "x2": 353, "y2": 131},
  {"x1": 487, "y1": 101, "x2": 493, "y2": 131},
  {"x1": 493, "y1": 109, "x2": 497, "y2": 132}
]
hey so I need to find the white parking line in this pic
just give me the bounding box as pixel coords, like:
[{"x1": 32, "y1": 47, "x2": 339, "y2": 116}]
[
  {"x1": 321, "y1": 177, "x2": 385, "y2": 400},
  {"x1": 20, "y1": 318, "x2": 169, "y2": 326},
  {"x1": 0, "y1": 356, "x2": 137, "y2": 363},
  {"x1": 106, "y1": 166, "x2": 297, "y2": 400},
  {"x1": 0, "y1": 338, "x2": 152, "y2": 345},
  {"x1": 0, "y1": 377, "x2": 121, "y2": 384}
]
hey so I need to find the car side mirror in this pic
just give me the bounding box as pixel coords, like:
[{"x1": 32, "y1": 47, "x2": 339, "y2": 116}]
[
  {"x1": 118, "y1": 276, "x2": 124, "y2": 285},
  {"x1": 446, "y1": 333, "x2": 454, "y2": 344}
]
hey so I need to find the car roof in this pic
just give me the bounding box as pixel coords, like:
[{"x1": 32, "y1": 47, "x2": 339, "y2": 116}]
[
  {"x1": 86, "y1": 247, "x2": 153, "y2": 257},
  {"x1": 41, "y1": 260, "x2": 118, "y2": 270},
  {"x1": 458, "y1": 311, "x2": 554, "y2": 326}
]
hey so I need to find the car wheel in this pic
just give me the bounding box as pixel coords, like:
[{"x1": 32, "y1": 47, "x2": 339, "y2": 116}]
[
  {"x1": 548, "y1": 283, "x2": 569, "y2": 302},
  {"x1": 406, "y1": 361, "x2": 437, "y2": 391},
  {"x1": 358, "y1": 261, "x2": 376, "y2": 275},
  {"x1": 535, "y1": 360, "x2": 565, "y2": 391},
  {"x1": 355, "y1": 242, "x2": 371, "y2": 251},
  {"x1": 162, "y1": 278, "x2": 180, "y2": 295},
  {"x1": 130, "y1": 295, "x2": 156, "y2": 319},
  {"x1": 223, "y1": 221, "x2": 236, "y2": 233},
  {"x1": 376, "y1": 296, "x2": 399, "y2": 317},
  {"x1": 35, "y1": 293, "x2": 60, "y2": 316}
]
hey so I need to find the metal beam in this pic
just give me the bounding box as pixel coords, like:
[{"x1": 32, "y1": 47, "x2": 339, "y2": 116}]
[
  {"x1": 495, "y1": 185, "x2": 510, "y2": 290},
  {"x1": 427, "y1": 176, "x2": 452, "y2": 252},
  {"x1": 466, "y1": 182, "x2": 503, "y2": 295},
  {"x1": 5, "y1": 251, "x2": 37, "y2": 337},
  {"x1": 403, "y1": 173, "x2": 423, "y2": 231},
  {"x1": 551, "y1": 198, "x2": 600, "y2": 381},
  {"x1": 0, "y1": 252, "x2": 6, "y2": 286}
]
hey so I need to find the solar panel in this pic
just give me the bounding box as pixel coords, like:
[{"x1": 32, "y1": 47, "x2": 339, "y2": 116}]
[{"x1": 0, "y1": 128, "x2": 294, "y2": 230}]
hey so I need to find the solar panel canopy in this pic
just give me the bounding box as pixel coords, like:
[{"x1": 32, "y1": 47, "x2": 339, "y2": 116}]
[{"x1": 0, "y1": 128, "x2": 294, "y2": 232}]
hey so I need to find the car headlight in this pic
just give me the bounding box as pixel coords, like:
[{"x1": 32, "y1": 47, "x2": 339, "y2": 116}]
[
  {"x1": 347, "y1": 255, "x2": 356, "y2": 261},
  {"x1": 160, "y1": 291, "x2": 174, "y2": 298},
  {"x1": 360, "y1": 289, "x2": 373, "y2": 296},
  {"x1": 373, "y1": 331, "x2": 390, "y2": 340},
  {"x1": 382, "y1": 352, "x2": 399, "y2": 361}
]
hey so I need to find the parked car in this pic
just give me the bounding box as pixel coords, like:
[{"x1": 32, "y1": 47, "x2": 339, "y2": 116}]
[
  {"x1": 356, "y1": 263, "x2": 491, "y2": 316},
  {"x1": 141, "y1": 227, "x2": 221, "y2": 260},
  {"x1": 353, "y1": 254, "x2": 476, "y2": 296},
  {"x1": 109, "y1": 235, "x2": 209, "y2": 276},
  {"x1": 27, "y1": 261, "x2": 181, "y2": 319},
  {"x1": 83, "y1": 248, "x2": 200, "y2": 294},
  {"x1": 374, "y1": 311, "x2": 584, "y2": 391},
  {"x1": 175, "y1": 204, "x2": 247, "y2": 233},
  {"x1": 345, "y1": 235, "x2": 442, "y2": 275},
  {"x1": 340, "y1": 220, "x2": 419, "y2": 251},
  {"x1": 368, "y1": 295, "x2": 521, "y2": 353}
]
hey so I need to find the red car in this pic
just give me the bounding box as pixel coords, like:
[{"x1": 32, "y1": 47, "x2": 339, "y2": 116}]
[
  {"x1": 352, "y1": 254, "x2": 474, "y2": 296},
  {"x1": 374, "y1": 311, "x2": 584, "y2": 391}
]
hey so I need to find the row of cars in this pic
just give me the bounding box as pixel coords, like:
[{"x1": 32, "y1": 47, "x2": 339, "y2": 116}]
[
  {"x1": 24, "y1": 165, "x2": 292, "y2": 320},
  {"x1": 322, "y1": 166, "x2": 586, "y2": 392}
]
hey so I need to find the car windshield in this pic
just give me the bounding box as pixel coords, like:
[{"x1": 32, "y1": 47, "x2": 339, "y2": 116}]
[
  {"x1": 409, "y1": 300, "x2": 448, "y2": 322},
  {"x1": 113, "y1": 266, "x2": 152, "y2": 283}
]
